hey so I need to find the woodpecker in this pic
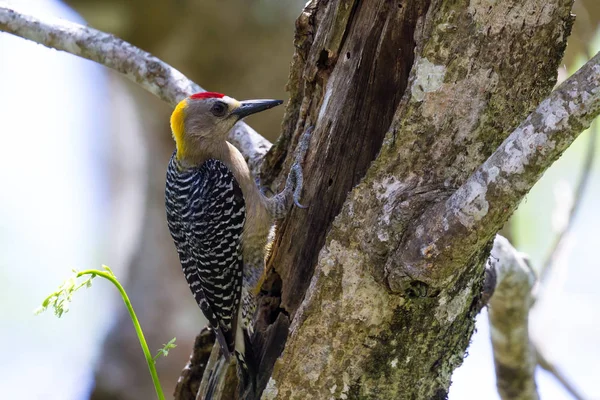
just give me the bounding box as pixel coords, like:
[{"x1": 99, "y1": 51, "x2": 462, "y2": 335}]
[{"x1": 165, "y1": 91, "x2": 308, "y2": 397}]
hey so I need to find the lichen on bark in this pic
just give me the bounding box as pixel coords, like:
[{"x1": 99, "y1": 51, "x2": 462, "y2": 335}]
[{"x1": 260, "y1": 0, "x2": 575, "y2": 398}]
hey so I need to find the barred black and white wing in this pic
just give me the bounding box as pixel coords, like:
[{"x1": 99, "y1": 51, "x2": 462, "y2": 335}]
[{"x1": 166, "y1": 156, "x2": 245, "y2": 358}]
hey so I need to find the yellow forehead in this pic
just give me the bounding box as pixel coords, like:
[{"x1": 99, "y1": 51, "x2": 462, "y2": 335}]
[
  {"x1": 170, "y1": 99, "x2": 188, "y2": 159},
  {"x1": 169, "y1": 96, "x2": 241, "y2": 160}
]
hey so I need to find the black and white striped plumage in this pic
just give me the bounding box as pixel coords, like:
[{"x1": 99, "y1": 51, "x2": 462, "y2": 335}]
[{"x1": 165, "y1": 155, "x2": 245, "y2": 359}]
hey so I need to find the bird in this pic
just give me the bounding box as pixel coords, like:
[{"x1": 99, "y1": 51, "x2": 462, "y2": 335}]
[{"x1": 165, "y1": 91, "x2": 310, "y2": 398}]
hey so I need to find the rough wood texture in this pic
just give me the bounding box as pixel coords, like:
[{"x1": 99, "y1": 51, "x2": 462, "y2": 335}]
[
  {"x1": 256, "y1": 0, "x2": 575, "y2": 398},
  {"x1": 174, "y1": 329, "x2": 215, "y2": 400},
  {"x1": 397, "y1": 50, "x2": 600, "y2": 288},
  {"x1": 196, "y1": 342, "x2": 237, "y2": 400},
  {"x1": 264, "y1": 0, "x2": 427, "y2": 313}
]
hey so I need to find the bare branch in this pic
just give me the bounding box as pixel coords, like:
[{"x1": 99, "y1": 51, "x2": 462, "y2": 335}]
[
  {"x1": 488, "y1": 236, "x2": 538, "y2": 400},
  {"x1": 0, "y1": 6, "x2": 196, "y2": 105},
  {"x1": 0, "y1": 6, "x2": 272, "y2": 171},
  {"x1": 539, "y1": 120, "x2": 596, "y2": 283},
  {"x1": 535, "y1": 344, "x2": 588, "y2": 400},
  {"x1": 487, "y1": 238, "x2": 590, "y2": 400},
  {"x1": 397, "y1": 52, "x2": 600, "y2": 279}
]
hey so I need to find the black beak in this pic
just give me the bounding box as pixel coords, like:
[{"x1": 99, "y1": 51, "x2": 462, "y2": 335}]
[{"x1": 232, "y1": 99, "x2": 283, "y2": 119}]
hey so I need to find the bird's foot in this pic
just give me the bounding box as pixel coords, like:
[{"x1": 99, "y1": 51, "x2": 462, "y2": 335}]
[
  {"x1": 286, "y1": 126, "x2": 312, "y2": 209},
  {"x1": 265, "y1": 126, "x2": 312, "y2": 219}
]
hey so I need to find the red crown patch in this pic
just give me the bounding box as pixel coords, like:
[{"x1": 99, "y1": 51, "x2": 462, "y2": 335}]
[{"x1": 190, "y1": 92, "x2": 225, "y2": 100}]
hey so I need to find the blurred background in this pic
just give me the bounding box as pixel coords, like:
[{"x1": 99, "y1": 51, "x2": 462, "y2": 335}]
[{"x1": 0, "y1": 0, "x2": 598, "y2": 399}]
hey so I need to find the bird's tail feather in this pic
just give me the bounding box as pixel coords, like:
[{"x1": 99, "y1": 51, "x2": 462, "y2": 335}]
[{"x1": 236, "y1": 329, "x2": 258, "y2": 400}]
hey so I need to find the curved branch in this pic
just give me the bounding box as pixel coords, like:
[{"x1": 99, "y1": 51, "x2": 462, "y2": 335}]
[
  {"x1": 397, "y1": 52, "x2": 600, "y2": 281},
  {"x1": 487, "y1": 236, "x2": 538, "y2": 400},
  {"x1": 486, "y1": 237, "x2": 589, "y2": 400},
  {"x1": 0, "y1": 6, "x2": 196, "y2": 105},
  {"x1": 0, "y1": 6, "x2": 272, "y2": 171}
]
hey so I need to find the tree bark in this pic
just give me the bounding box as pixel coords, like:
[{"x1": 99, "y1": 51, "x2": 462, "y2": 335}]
[
  {"x1": 255, "y1": 0, "x2": 576, "y2": 398},
  {"x1": 487, "y1": 237, "x2": 538, "y2": 400}
]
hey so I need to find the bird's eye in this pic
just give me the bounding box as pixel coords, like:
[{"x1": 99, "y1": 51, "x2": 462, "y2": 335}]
[{"x1": 211, "y1": 102, "x2": 227, "y2": 117}]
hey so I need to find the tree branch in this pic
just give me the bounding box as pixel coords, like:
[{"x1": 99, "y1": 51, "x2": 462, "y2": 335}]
[
  {"x1": 485, "y1": 237, "x2": 589, "y2": 400},
  {"x1": 396, "y1": 52, "x2": 600, "y2": 286},
  {"x1": 487, "y1": 236, "x2": 538, "y2": 400},
  {"x1": 0, "y1": 6, "x2": 272, "y2": 172}
]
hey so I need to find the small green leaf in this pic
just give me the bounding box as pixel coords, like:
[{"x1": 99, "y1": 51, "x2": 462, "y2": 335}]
[
  {"x1": 153, "y1": 337, "x2": 177, "y2": 362},
  {"x1": 102, "y1": 265, "x2": 114, "y2": 275},
  {"x1": 35, "y1": 270, "x2": 97, "y2": 318}
]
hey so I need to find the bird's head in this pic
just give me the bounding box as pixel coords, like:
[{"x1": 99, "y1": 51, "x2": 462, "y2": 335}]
[{"x1": 170, "y1": 92, "x2": 282, "y2": 160}]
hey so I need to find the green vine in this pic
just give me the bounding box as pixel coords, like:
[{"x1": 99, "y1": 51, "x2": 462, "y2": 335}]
[{"x1": 36, "y1": 265, "x2": 176, "y2": 400}]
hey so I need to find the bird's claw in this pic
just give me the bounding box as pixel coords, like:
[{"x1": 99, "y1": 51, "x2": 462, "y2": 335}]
[
  {"x1": 265, "y1": 126, "x2": 312, "y2": 218},
  {"x1": 294, "y1": 199, "x2": 308, "y2": 209},
  {"x1": 293, "y1": 167, "x2": 308, "y2": 209},
  {"x1": 290, "y1": 126, "x2": 312, "y2": 209}
]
